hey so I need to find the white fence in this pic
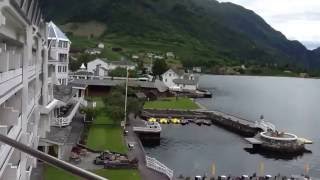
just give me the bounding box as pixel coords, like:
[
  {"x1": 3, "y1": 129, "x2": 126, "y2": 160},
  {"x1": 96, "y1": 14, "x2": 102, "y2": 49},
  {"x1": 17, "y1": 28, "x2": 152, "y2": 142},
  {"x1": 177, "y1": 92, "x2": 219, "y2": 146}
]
[{"x1": 145, "y1": 156, "x2": 174, "y2": 180}]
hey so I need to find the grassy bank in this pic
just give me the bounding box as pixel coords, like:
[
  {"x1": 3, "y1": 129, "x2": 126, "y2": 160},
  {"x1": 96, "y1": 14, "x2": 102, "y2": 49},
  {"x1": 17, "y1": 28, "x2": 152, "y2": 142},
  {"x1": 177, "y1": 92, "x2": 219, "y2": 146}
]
[
  {"x1": 144, "y1": 97, "x2": 199, "y2": 110},
  {"x1": 44, "y1": 165, "x2": 141, "y2": 180}
]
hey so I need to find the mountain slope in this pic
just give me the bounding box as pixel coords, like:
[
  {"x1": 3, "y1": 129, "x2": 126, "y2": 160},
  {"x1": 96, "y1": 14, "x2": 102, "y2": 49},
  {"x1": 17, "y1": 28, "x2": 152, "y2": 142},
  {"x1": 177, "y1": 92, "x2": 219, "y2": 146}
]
[{"x1": 41, "y1": 0, "x2": 320, "y2": 70}]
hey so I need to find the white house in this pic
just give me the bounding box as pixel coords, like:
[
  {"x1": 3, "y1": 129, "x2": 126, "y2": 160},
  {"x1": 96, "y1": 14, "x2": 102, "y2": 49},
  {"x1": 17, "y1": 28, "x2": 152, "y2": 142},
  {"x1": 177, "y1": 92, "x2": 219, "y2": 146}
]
[
  {"x1": 87, "y1": 58, "x2": 136, "y2": 77},
  {"x1": 69, "y1": 64, "x2": 94, "y2": 80},
  {"x1": 166, "y1": 52, "x2": 175, "y2": 59},
  {"x1": 162, "y1": 69, "x2": 181, "y2": 90},
  {"x1": 162, "y1": 69, "x2": 199, "y2": 91},
  {"x1": 97, "y1": 43, "x2": 105, "y2": 49},
  {"x1": 132, "y1": 55, "x2": 139, "y2": 60},
  {"x1": 85, "y1": 48, "x2": 102, "y2": 55},
  {"x1": 154, "y1": 55, "x2": 164, "y2": 60},
  {"x1": 173, "y1": 73, "x2": 199, "y2": 91},
  {"x1": 48, "y1": 21, "x2": 71, "y2": 85}
]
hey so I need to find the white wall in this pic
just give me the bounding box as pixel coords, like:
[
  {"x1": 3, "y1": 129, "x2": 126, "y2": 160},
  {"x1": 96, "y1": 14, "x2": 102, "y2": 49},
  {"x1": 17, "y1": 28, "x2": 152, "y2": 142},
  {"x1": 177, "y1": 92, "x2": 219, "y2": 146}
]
[
  {"x1": 0, "y1": 1, "x2": 49, "y2": 179},
  {"x1": 162, "y1": 69, "x2": 179, "y2": 88},
  {"x1": 178, "y1": 84, "x2": 197, "y2": 91},
  {"x1": 87, "y1": 59, "x2": 136, "y2": 76}
]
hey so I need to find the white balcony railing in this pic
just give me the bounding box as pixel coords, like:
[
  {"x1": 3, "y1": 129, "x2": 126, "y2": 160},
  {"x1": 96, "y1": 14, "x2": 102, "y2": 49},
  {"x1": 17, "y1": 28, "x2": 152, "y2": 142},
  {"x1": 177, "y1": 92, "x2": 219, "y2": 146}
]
[
  {"x1": 0, "y1": 68, "x2": 23, "y2": 98},
  {"x1": 53, "y1": 97, "x2": 82, "y2": 127},
  {"x1": 27, "y1": 65, "x2": 36, "y2": 80},
  {"x1": 0, "y1": 116, "x2": 22, "y2": 178},
  {"x1": 0, "y1": 46, "x2": 22, "y2": 74}
]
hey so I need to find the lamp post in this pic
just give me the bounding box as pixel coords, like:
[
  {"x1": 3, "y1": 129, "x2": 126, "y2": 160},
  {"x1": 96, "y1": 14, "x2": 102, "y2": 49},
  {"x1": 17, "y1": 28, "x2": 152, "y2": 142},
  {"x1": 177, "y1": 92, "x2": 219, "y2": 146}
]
[{"x1": 123, "y1": 66, "x2": 129, "y2": 129}]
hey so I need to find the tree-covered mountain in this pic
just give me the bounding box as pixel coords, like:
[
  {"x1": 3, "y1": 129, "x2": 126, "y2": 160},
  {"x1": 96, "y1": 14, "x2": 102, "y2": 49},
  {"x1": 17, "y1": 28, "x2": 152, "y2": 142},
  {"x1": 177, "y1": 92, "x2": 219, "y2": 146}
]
[{"x1": 41, "y1": 0, "x2": 320, "y2": 71}]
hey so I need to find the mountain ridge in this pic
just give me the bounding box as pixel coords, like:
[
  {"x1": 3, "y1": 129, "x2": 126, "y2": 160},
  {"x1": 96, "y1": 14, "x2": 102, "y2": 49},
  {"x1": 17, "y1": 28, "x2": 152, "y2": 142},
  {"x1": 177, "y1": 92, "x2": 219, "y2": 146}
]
[{"x1": 41, "y1": 0, "x2": 320, "y2": 71}]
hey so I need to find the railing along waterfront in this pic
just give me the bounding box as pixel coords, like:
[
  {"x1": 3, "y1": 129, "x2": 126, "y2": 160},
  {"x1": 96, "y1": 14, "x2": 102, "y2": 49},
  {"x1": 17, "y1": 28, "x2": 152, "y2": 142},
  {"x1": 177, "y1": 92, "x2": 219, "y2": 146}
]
[{"x1": 145, "y1": 156, "x2": 174, "y2": 180}]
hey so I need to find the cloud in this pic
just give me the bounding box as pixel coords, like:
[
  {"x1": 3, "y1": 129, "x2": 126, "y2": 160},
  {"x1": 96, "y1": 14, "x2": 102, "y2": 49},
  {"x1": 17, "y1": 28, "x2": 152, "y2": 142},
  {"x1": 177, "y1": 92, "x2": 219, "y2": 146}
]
[{"x1": 217, "y1": 0, "x2": 320, "y2": 49}]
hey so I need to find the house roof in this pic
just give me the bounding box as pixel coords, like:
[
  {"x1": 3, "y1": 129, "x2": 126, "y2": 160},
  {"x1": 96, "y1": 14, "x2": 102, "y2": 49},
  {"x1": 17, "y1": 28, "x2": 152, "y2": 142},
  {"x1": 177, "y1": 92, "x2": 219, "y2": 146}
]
[
  {"x1": 48, "y1": 21, "x2": 70, "y2": 42},
  {"x1": 163, "y1": 68, "x2": 184, "y2": 76},
  {"x1": 72, "y1": 70, "x2": 94, "y2": 76},
  {"x1": 71, "y1": 79, "x2": 168, "y2": 92}
]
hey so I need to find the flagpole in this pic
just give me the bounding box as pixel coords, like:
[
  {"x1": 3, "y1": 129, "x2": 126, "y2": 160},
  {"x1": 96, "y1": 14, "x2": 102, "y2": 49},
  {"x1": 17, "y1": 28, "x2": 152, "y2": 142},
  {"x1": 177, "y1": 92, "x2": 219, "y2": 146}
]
[{"x1": 123, "y1": 65, "x2": 129, "y2": 129}]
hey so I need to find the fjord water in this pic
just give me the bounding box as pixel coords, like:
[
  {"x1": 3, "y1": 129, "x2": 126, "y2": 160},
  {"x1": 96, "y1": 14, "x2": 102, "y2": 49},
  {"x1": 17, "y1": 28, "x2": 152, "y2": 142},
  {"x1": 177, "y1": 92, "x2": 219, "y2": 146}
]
[{"x1": 144, "y1": 75, "x2": 320, "y2": 177}]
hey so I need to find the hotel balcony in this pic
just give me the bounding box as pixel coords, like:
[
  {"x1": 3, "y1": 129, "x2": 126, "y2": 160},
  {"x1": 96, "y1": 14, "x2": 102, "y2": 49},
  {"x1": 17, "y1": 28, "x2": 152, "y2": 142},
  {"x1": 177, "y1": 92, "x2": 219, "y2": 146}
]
[
  {"x1": 0, "y1": 114, "x2": 22, "y2": 178},
  {"x1": 0, "y1": 44, "x2": 23, "y2": 99}
]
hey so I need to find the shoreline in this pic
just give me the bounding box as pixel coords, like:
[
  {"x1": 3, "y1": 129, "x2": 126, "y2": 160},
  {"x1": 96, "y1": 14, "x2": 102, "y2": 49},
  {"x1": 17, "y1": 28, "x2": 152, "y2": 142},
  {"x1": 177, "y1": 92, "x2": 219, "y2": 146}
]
[{"x1": 199, "y1": 73, "x2": 320, "y2": 80}]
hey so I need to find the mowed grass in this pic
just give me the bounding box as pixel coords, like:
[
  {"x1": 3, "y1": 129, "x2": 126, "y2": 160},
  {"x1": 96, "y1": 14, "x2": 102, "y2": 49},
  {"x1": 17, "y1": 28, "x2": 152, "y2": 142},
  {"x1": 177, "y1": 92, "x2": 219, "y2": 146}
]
[
  {"x1": 86, "y1": 125, "x2": 127, "y2": 153},
  {"x1": 44, "y1": 165, "x2": 141, "y2": 180},
  {"x1": 144, "y1": 97, "x2": 199, "y2": 110},
  {"x1": 86, "y1": 97, "x2": 127, "y2": 153},
  {"x1": 44, "y1": 165, "x2": 78, "y2": 180},
  {"x1": 94, "y1": 169, "x2": 141, "y2": 180}
]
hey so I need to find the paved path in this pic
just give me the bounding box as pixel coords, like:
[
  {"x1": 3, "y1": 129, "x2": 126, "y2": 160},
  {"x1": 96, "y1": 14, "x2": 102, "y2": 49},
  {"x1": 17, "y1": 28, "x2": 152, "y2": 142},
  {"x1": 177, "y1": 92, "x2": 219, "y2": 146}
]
[{"x1": 126, "y1": 115, "x2": 169, "y2": 180}]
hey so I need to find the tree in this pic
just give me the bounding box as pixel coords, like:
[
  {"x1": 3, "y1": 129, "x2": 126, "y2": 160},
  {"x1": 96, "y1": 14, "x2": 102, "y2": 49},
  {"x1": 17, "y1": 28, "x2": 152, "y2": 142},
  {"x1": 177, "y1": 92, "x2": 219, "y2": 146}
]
[
  {"x1": 109, "y1": 67, "x2": 138, "y2": 78},
  {"x1": 152, "y1": 59, "x2": 168, "y2": 78},
  {"x1": 69, "y1": 53, "x2": 93, "y2": 71},
  {"x1": 82, "y1": 107, "x2": 97, "y2": 121},
  {"x1": 102, "y1": 86, "x2": 144, "y2": 124}
]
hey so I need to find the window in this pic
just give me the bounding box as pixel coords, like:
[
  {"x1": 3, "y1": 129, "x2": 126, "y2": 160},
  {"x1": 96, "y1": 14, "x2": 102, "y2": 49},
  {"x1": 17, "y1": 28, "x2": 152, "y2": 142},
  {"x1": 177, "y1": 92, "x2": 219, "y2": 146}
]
[
  {"x1": 59, "y1": 54, "x2": 67, "y2": 62},
  {"x1": 169, "y1": 73, "x2": 171, "y2": 77},
  {"x1": 58, "y1": 41, "x2": 62, "y2": 48},
  {"x1": 58, "y1": 66, "x2": 61, "y2": 72},
  {"x1": 51, "y1": 40, "x2": 56, "y2": 47},
  {"x1": 165, "y1": 79, "x2": 167, "y2": 82},
  {"x1": 58, "y1": 41, "x2": 68, "y2": 48},
  {"x1": 63, "y1": 41, "x2": 68, "y2": 48}
]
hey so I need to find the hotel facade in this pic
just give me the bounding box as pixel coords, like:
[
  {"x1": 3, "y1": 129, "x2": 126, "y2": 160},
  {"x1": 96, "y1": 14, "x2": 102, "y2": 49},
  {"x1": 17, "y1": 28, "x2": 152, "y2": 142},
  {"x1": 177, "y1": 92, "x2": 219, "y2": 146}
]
[{"x1": 0, "y1": 0, "x2": 84, "y2": 179}]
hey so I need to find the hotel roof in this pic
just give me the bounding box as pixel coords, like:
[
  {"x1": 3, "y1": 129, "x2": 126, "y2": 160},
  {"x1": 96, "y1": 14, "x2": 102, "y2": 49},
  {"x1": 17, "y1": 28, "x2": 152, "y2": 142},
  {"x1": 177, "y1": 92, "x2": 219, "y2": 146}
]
[{"x1": 48, "y1": 21, "x2": 70, "y2": 42}]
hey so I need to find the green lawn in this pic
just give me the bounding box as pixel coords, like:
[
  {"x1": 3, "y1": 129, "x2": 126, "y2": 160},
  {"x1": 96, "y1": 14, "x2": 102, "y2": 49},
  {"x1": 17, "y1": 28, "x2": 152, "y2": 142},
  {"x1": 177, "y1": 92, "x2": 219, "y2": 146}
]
[
  {"x1": 44, "y1": 165, "x2": 141, "y2": 180},
  {"x1": 144, "y1": 97, "x2": 199, "y2": 110},
  {"x1": 86, "y1": 125, "x2": 127, "y2": 153},
  {"x1": 86, "y1": 97, "x2": 127, "y2": 153},
  {"x1": 44, "y1": 165, "x2": 78, "y2": 180},
  {"x1": 94, "y1": 169, "x2": 141, "y2": 180}
]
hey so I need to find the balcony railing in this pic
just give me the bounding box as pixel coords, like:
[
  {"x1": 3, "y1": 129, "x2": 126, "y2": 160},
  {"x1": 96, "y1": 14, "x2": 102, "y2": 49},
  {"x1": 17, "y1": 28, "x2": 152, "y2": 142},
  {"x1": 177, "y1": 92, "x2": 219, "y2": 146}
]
[
  {"x1": 53, "y1": 97, "x2": 83, "y2": 127},
  {"x1": 0, "y1": 46, "x2": 22, "y2": 74},
  {"x1": 0, "y1": 116, "x2": 22, "y2": 177}
]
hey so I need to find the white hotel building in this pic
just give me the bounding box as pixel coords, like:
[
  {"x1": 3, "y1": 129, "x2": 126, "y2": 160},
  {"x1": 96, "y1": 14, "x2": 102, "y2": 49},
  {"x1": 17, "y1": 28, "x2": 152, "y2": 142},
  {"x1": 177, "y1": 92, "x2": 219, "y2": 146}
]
[
  {"x1": 47, "y1": 21, "x2": 71, "y2": 85},
  {"x1": 0, "y1": 0, "x2": 85, "y2": 179}
]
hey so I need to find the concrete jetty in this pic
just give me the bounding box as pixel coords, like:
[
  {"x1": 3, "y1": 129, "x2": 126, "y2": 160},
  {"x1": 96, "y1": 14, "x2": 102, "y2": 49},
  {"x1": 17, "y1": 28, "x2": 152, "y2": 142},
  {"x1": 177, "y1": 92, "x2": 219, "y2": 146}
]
[{"x1": 142, "y1": 109, "x2": 262, "y2": 137}]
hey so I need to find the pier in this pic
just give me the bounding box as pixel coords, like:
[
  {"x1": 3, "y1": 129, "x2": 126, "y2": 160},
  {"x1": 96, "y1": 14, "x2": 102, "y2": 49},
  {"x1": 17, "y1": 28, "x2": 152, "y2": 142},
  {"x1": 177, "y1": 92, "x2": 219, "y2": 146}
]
[
  {"x1": 142, "y1": 109, "x2": 262, "y2": 137},
  {"x1": 127, "y1": 115, "x2": 173, "y2": 180},
  {"x1": 142, "y1": 108, "x2": 313, "y2": 155},
  {"x1": 133, "y1": 121, "x2": 162, "y2": 145}
]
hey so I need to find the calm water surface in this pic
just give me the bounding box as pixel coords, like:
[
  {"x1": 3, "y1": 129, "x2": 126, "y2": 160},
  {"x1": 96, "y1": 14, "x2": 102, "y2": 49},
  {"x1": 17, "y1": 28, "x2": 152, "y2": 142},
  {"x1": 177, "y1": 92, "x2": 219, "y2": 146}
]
[{"x1": 144, "y1": 75, "x2": 320, "y2": 177}]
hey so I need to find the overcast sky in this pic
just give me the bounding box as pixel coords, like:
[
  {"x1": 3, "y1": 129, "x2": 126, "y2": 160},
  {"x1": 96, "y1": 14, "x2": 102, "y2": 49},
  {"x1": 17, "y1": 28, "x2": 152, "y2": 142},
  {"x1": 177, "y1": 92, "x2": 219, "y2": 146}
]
[{"x1": 217, "y1": 0, "x2": 320, "y2": 50}]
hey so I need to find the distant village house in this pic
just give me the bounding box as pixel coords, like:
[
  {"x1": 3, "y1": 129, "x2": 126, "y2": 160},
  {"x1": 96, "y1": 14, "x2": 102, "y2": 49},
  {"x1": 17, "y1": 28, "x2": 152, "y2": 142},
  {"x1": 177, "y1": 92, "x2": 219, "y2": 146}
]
[{"x1": 162, "y1": 69, "x2": 199, "y2": 91}]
